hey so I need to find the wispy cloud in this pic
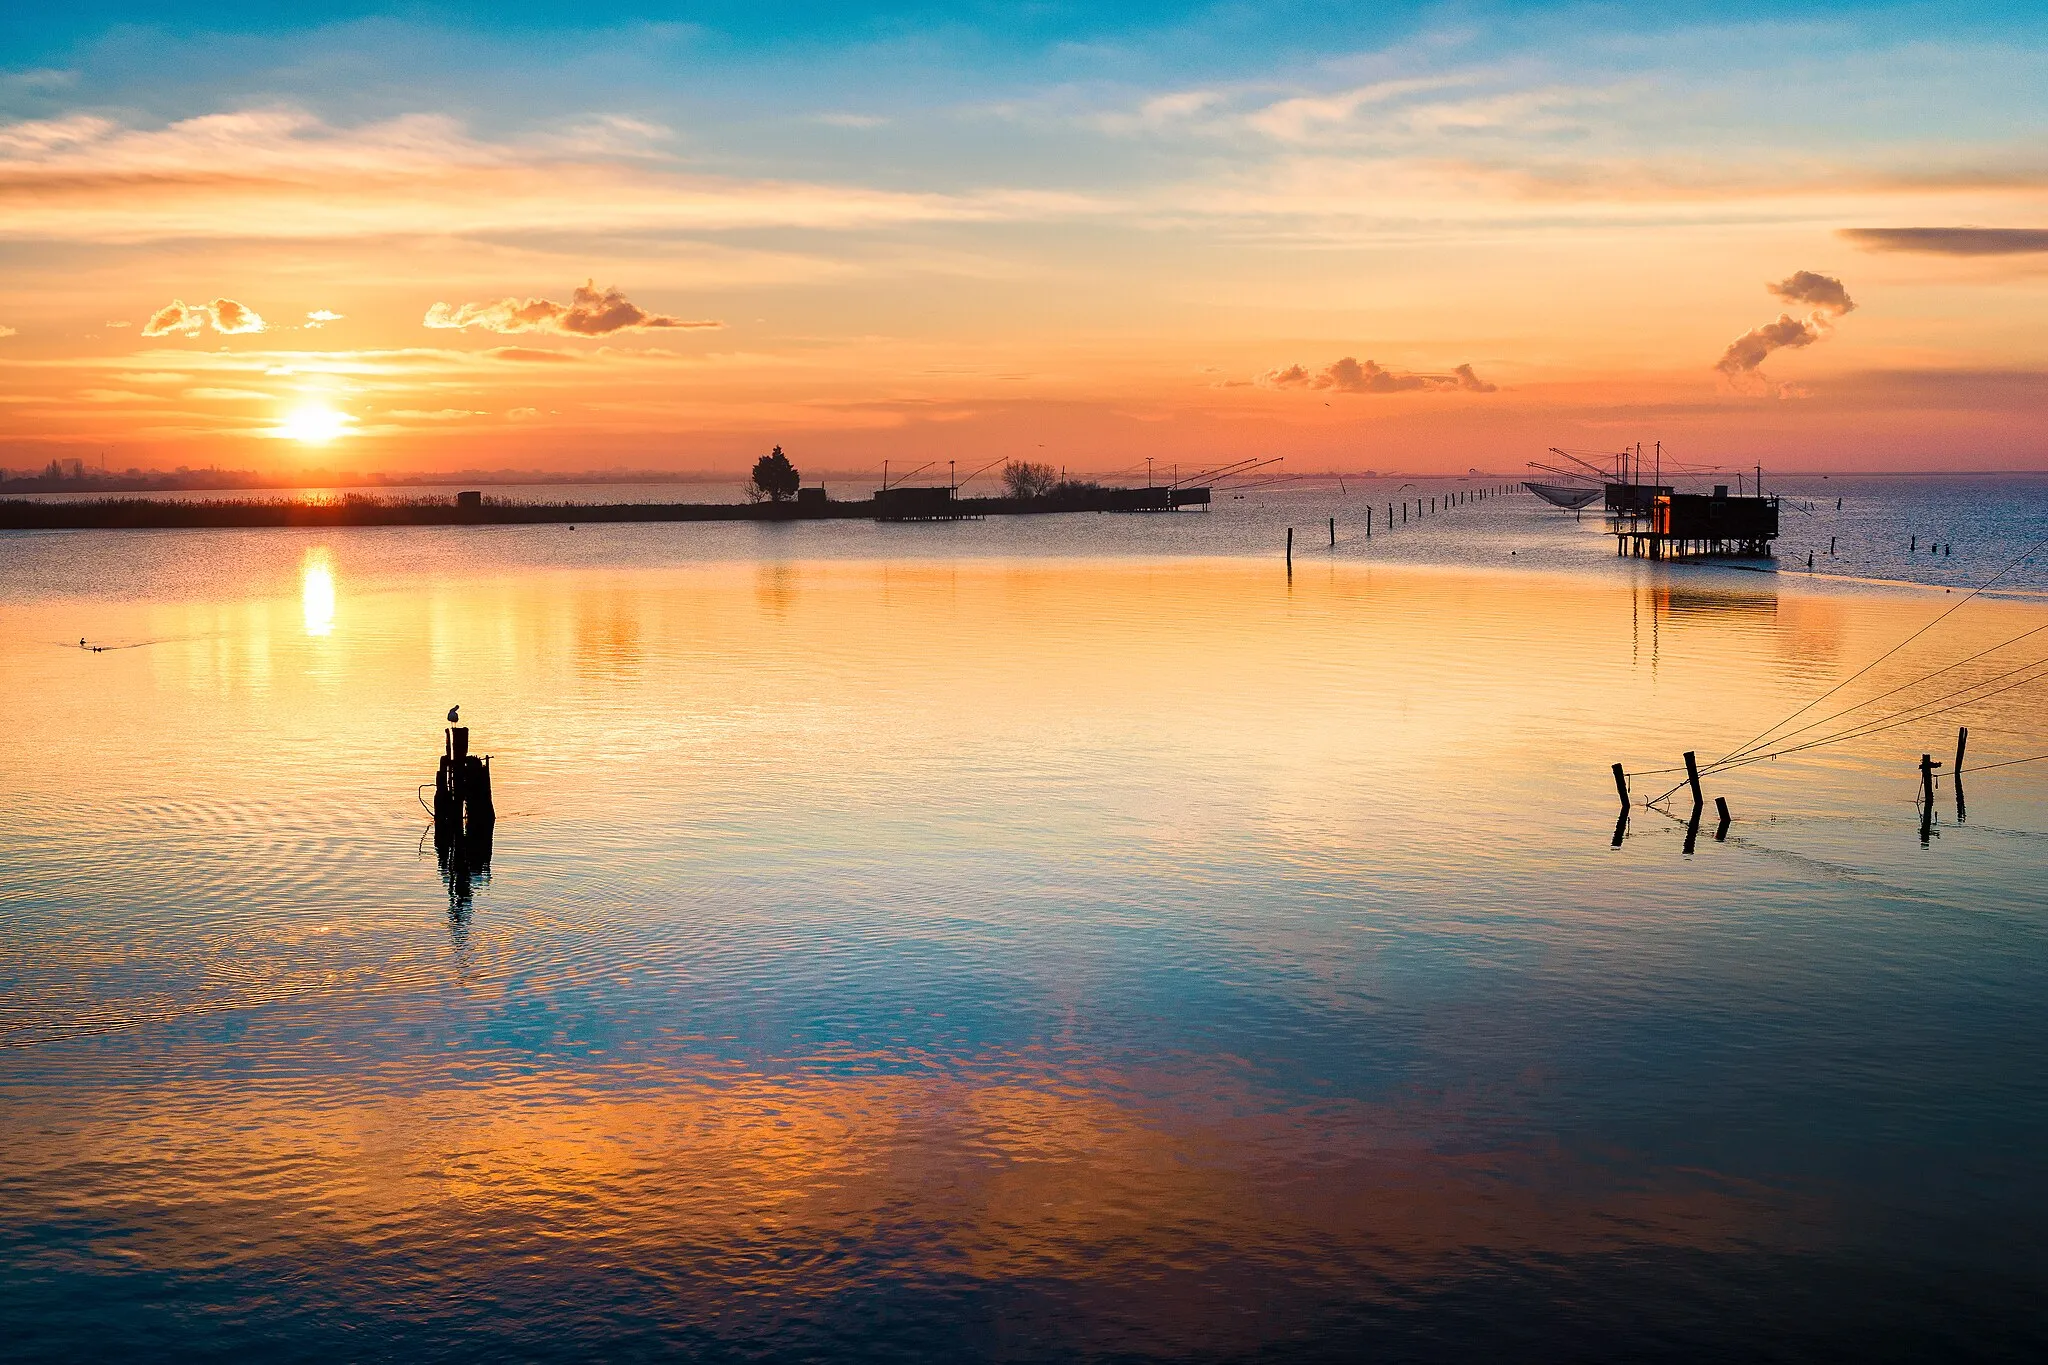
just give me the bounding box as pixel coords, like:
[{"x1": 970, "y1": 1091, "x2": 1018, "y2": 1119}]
[
  {"x1": 1246, "y1": 74, "x2": 1486, "y2": 142},
  {"x1": 0, "y1": 107, "x2": 1103, "y2": 244},
  {"x1": 1841, "y1": 227, "x2": 2048, "y2": 255},
  {"x1": 1260, "y1": 356, "x2": 1496, "y2": 394},
  {"x1": 425, "y1": 281, "x2": 720, "y2": 337}
]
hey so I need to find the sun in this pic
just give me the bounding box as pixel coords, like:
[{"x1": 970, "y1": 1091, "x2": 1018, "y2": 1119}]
[{"x1": 276, "y1": 403, "x2": 351, "y2": 444}]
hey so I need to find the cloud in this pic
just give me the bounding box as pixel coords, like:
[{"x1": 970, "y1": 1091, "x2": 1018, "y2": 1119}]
[
  {"x1": 484, "y1": 346, "x2": 584, "y2": 363},
  {"x1": 1768, "y1": 270, "x2": 1856, "y2": 315},
  {"x1": 304, "y1": 309, "x2": 344, "y2": 327},
  {"x1": 141, "y1": 297, "x2": 266, "y2": 337},
  {"x1": 208, "y1": 298, "x2": 265, "y2": 334},
  {"x1": 1260, "y1": 356, "x2": 1497, "y2": 394},
  {"x1": 425, "y1": 281, "x2": 720, "y2": 337},
  {"x1": 1716, "y1": 271, "x2": 1855, "y2": 395},
  {"x1": 0, "y1": 324, "x2": 14, "y2": 339},
  {"x1": 0, "y1": 108, "x2": 1091, "y2": 244},
  {"x1": 1840, "y1": 227, "x2": 2048, "y2": 256}
]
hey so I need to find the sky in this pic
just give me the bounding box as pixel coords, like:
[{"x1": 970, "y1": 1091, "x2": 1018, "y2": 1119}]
[{"x1": 2, "y1": 1, "x2": 2046, "y2": 477}]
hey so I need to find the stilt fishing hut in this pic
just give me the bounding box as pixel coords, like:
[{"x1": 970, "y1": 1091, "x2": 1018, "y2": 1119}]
[{"x1": 1616, "y1": 485, "x2": 1779, "y2": 559}]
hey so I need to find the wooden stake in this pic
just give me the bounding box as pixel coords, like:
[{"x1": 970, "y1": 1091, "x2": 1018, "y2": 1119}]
[
  {"x1": 1612, "y1": 763, "x2": 1629, "y2": 812},
  {"x1": 1920, "y1": 753, "x2": 1939, "y2": 843},
  {"x1": 1683, "y1": 750, "x2": 1704, "y2": 811}
]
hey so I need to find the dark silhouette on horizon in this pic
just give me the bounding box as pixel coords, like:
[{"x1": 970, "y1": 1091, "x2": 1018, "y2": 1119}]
[{"x1": 750, "y1": 447, "x2": 800, "y2": 502}]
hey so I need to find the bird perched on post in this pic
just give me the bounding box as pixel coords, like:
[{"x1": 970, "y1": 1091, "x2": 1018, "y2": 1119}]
[{"x1": 447, "y1": 705, "x2": 460, "y2": 724}]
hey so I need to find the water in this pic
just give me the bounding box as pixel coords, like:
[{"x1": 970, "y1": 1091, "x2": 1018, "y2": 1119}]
[{"x1": 4, "y1": 483, "x2": 2048, "y2": 1360}]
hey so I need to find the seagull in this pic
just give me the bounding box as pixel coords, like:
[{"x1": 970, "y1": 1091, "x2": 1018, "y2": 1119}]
[{"x1": 447, "y1": 705, "x2": 460, "y2": 723}]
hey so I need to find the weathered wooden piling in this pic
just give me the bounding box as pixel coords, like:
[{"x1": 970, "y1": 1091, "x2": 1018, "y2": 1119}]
[
  {"x1": 1829, "y1": 536, "x2": 1836, "y2": 556},
  {"x1": 1612, "y1": 763, "x2": 1630, "y2": 812},
  {"x1": 1366, "y1": 506, "x2": 1372, "y2": 537},
  {"x1": 1920, "y1": 752, "x2": 1940, "y2": 843},
  {"x1": 434, "y1": 725, "x2": 497, "y2": 853},
  {"x1": 1286, "y1": 526, "x2": 1294, "y2": 567},
  {"x1": 1683, "y1": 750, "x2": 1704, "y2": 810},
  {"x1": 1329, "y1": 516, "x2": 1336, "y2": 547}
]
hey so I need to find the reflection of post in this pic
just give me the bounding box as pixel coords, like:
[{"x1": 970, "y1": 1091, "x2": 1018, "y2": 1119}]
[
  {"x1": 1683, "y1": 802, "x2": 1702, "y2": 855},
  {"x1": 1611, "y1": 809, "x2": 1628, "y2": 847}
]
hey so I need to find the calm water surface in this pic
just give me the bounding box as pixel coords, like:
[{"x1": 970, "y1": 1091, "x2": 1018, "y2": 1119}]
[{"x1": 4, "y1": 488, "x2": 2048, "y2": 1361}]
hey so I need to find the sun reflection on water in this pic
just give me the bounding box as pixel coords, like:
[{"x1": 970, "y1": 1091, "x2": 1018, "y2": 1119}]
[{"x1": 301, "y1": 548, "x2": 336, "y2": 636}]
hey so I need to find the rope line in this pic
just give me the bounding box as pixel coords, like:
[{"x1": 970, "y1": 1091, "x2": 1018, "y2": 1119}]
[
  {"x1": 1632, "y1": 648, "x2": 2048, "y2": 780},
  {"x1": 1631, "y1": 532, "x2": 2048, "y2": 804},
  {"x1": 1638, "y1": 661, "x2": 2048, "y2": 803},
  {"x1": 1687, "y1": 620, "x2": 2048, "y2": 768},
  {"x1": 1707, "y1": 531, "x2": 2048, "y2": 768},
  {"x1": 1956, "y1": 751, "x2": 2048, "y2": 776}
]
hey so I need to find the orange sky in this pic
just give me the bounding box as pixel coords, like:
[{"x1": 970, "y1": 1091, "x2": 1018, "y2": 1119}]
[{"x1": 3, "y1": 10, "x2": 2047, "y2": 477}]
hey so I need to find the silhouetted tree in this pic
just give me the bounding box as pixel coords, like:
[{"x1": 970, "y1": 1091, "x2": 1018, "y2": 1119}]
[
  {"x1": 750, "y1": 446, "x2": 801, "y2": 501},
  {"x1": 1001, "y1": 460, "x2": 1058, "y2": 499}
]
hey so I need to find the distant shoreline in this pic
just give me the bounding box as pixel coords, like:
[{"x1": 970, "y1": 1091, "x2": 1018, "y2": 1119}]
[
  {"x1": 0, "y1": 486, "x2": 1211, "y2": 531},
  {"x1": 4, "y1": 467, "x2": 2046, "y2": 499}
]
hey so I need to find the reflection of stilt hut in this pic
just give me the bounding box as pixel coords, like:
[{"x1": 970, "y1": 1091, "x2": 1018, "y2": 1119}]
[{"x1": 434, "y1": 725, "x2": 496, "y2": 871}]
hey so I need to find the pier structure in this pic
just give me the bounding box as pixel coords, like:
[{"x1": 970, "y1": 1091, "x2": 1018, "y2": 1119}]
[{"x1": 1615, "y1": 487, "x2": 1779, "y2": 560}]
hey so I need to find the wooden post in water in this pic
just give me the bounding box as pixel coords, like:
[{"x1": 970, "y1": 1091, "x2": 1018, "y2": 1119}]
[
  {"x1": 1329, "y1": 516, "x2": 1336, "y2": 547},
  {"x1": 1683, "y1": 751, "x2": 1704, "y2": 812},
  {"x1": 1366, "y1": 506, "x2": 1372, "y2": 537},
  {"x1": 434, "y1": 724, "x2": 496, "y2": 861},
  {"x1": 1953, "y1": 727, "x2": 1969, "y2": 824},
  {"x1": 1286, "y1": 526, "x2": 1293, "y2": 569},
  {"x1": 1612, "y1": 763, "x2": 1629, "y2": 812},
  {"x1": 1829, "y1": 536, "x2": 1836, "y2": 556},
  {"x1": 1920, "y1": 753, "x2": 1939, "y2": 843}
]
